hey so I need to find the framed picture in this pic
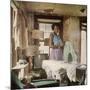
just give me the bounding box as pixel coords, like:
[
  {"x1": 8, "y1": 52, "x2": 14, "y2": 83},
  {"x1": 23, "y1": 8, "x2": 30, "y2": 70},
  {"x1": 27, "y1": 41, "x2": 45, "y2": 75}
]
[{"x1": 10, "y1": 0, "x2": 87, "y2": 89}]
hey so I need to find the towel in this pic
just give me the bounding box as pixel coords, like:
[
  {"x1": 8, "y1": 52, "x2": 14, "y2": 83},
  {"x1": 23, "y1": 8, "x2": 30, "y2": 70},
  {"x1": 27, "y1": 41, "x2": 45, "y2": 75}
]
[{"x1": 63, "y1": 41, "x2": 77, "y2": 63}]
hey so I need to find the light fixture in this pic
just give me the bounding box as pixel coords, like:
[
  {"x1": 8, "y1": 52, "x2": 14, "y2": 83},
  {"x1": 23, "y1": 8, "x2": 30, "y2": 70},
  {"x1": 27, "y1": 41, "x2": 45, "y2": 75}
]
[
  {"x1": 24, "y1": 30, "x2": 44, "y2": 73},
  {"x1": 25, "y1": 45, "x2": 39, "y2": 57},
  {"x1": 80, "y1": 8, "x2": 85, "y2": 13},
  {"x1": 38, "y1": 19, "x2": 61, "y2": 23},
  {"x1": 32, "y1": 30, "x2": 44, "y2": 40}
]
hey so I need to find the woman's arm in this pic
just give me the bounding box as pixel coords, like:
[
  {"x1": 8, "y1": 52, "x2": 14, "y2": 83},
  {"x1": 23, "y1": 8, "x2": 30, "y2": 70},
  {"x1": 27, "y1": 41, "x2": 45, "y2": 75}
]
[
  {"x1": 60, "y1": 39, "x2": 64, "y2": 47},
  {"x1": 58, "y1": 38, "x2": 64, "y2": 48}
]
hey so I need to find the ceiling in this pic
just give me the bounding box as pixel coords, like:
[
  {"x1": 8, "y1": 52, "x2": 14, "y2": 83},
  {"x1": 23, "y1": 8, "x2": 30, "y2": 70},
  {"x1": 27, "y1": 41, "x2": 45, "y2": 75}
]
[{"x1": 17, "y1": 1, "x2": 87, "y2": 16}]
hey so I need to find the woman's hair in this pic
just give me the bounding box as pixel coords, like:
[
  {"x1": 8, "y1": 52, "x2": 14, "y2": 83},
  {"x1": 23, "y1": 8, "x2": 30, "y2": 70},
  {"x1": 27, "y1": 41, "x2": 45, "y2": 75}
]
[{"x1": 52, "y1": 23, "x2": 61, "y2": 30}]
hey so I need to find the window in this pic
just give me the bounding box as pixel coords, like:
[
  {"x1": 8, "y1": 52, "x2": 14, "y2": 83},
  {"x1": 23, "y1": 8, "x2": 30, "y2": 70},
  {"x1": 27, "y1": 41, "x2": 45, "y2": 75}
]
[{"x1": 39, "y1": 23, "x2": 53, "y2": 54}]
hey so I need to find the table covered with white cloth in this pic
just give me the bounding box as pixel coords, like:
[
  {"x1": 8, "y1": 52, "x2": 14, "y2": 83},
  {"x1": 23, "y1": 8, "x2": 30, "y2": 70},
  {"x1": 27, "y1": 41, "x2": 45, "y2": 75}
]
[{"x1": 42, "y1": 60, "x2": 79, "y2": 82}]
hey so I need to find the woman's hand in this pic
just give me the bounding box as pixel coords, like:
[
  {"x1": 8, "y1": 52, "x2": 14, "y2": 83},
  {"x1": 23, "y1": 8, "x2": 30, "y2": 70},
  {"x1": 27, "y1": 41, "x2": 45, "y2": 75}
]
[
  {"x1": 53, "y1": 45, "x2": 59, "y2": 49},
  {"x1": 60, "y1": 44, "x2": 64, "y2": 47}
]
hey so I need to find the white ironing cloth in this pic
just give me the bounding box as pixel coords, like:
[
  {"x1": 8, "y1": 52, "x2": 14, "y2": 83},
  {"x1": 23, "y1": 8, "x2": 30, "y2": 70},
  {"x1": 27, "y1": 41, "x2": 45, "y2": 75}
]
[{"x1": 42, "y1": 60, "x2": 79, "y2": 81}]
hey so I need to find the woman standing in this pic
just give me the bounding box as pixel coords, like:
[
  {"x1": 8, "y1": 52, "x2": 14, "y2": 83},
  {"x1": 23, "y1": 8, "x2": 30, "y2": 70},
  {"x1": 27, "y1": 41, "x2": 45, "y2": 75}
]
[{"x1": 49, "y1": 23, "x2": 63, "y2": 60}]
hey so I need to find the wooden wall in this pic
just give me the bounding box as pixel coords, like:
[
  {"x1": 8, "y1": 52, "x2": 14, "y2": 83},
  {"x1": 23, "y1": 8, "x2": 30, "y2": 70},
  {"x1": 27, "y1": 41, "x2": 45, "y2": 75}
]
[
  {"x1": 11, "y1": 4, "x2": 29, "y2": 67},
  {"x1": 63, "y1": 16, "x2": 81, "y2": 63}
]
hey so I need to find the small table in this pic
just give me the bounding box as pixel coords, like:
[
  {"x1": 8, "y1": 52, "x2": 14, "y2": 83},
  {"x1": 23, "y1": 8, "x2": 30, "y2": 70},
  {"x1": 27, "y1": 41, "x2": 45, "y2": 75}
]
[{"x1": 12, "y1": 63, "x2": 29, "y2": 80}]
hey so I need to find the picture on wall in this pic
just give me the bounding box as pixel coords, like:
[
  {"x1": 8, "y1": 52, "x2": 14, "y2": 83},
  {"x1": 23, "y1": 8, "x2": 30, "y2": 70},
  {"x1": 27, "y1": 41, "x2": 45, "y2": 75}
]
[{"x1": 11, "y1": 0, "x2": 87, "y2": 89}]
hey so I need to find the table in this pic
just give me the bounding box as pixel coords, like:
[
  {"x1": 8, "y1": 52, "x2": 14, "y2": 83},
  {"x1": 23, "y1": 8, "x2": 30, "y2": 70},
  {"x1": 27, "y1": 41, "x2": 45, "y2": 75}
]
[{"x1": 12, "y1": 63, "x2": 29, "y2": 80}]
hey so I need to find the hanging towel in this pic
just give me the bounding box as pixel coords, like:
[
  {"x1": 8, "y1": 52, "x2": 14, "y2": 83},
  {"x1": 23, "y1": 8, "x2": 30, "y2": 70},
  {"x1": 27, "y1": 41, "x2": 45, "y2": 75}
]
[{"x1": 63, "y1": 41, "x2": 77, "y2": 63}]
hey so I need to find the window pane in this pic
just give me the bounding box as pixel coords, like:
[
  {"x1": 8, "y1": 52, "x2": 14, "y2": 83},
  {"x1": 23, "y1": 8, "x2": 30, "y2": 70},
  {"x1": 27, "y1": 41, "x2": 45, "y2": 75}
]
[
  {"x1": 39, "y1": 46, "x2": 49, "y2": 54},
  {"x1": 45, "y1": 24, "x2": 52, "y2": 32},
  {"x1": 44, "y1": 32, "x2": 50, "y2": 38},
  {"x1": 39, "y1": 23, "x2": 45, "y2": 31}
]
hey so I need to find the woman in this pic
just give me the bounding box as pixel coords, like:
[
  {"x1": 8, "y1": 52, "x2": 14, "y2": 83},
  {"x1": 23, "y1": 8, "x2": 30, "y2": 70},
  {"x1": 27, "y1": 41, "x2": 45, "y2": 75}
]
[{"x1": 49, "y1": 23, "x2": 63, "y2": 60}]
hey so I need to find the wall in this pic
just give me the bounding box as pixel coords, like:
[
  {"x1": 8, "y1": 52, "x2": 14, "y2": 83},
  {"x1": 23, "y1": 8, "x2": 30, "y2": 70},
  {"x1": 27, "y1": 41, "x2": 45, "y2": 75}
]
[
  {"x1": 27, "y1": 13, "x2": 34, "y2": 45},
  {"x1": 63, "y1": 16, "x2": 81, "y2": 62},
  {"x1": 11, "y1": 3, "x2": 29, "y2": 67}
]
